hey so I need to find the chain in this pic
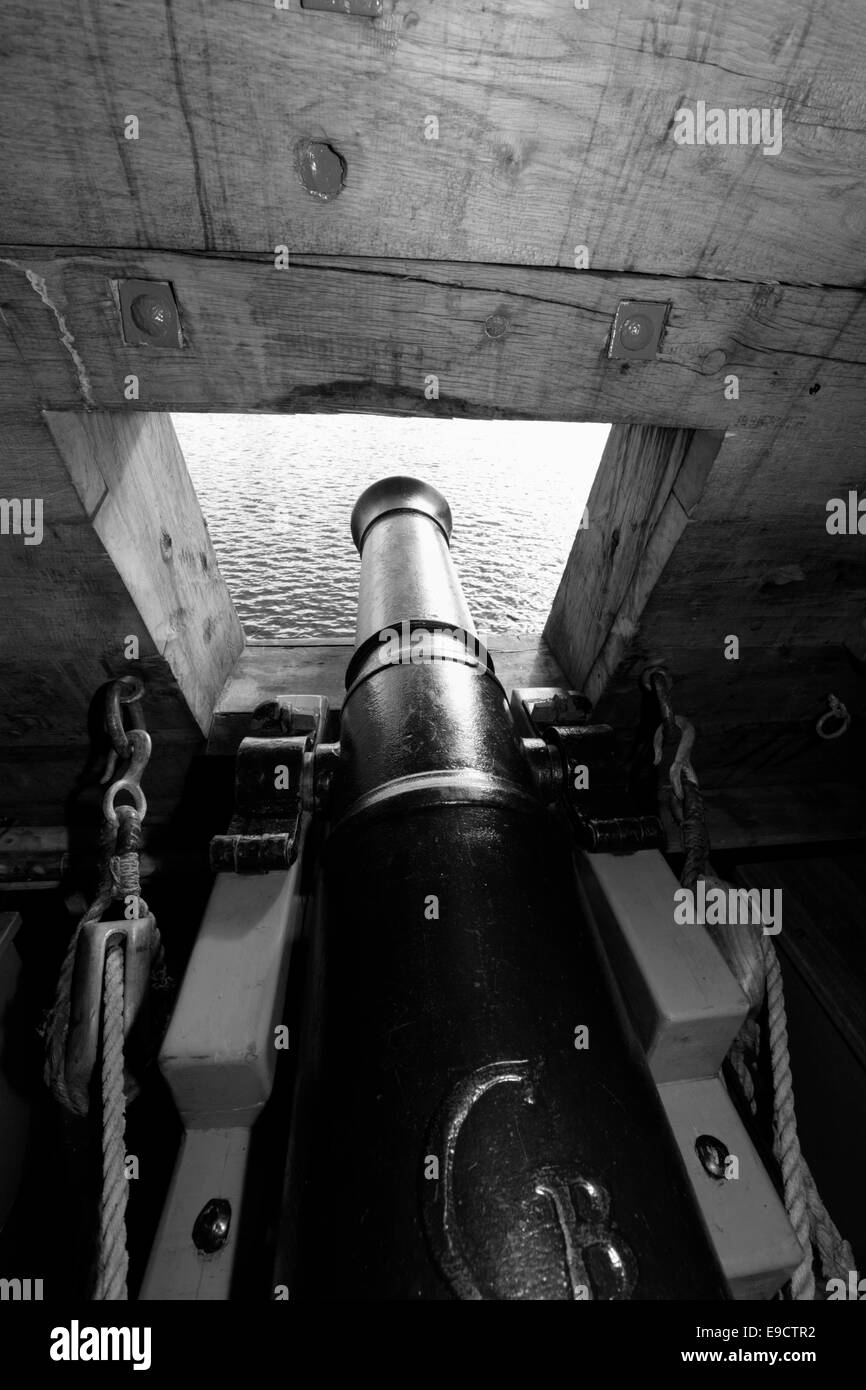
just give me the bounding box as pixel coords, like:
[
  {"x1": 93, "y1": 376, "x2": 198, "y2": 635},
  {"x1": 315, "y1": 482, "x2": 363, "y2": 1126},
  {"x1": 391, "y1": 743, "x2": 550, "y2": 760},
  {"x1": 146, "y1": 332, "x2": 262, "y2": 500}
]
[{"x1": 101, "y1": 675, "x2": 146, "y2": 785}]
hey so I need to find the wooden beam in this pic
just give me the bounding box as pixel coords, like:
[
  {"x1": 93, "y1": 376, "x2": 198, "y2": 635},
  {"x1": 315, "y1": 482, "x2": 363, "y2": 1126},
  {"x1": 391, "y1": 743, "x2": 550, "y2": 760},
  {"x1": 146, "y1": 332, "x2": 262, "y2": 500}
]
[
  {"x1": 657, "y1": 1077, "x2": 801, "y2": 1299},
  {"x1": 0, "y1": 410, "x2": 243, "y2": 822},
  {"x1": 1, "y1": 253, "x2": 865, "y2": 427},
  {"x1": 0, "y1": 1, "x2": 863, "y2": 287},
  {"x1": 44, "y1": 411, "x2": 244, "y2": 732},
  {"x1": 576, "y1": 849, "x2": 748, "y2": 1083},
  {"x1": 543, "y1": 426, "x2": 723, "y2": 701},
  {"x1": 544, "y1": 401, "x2": 866, "y2": 795}
]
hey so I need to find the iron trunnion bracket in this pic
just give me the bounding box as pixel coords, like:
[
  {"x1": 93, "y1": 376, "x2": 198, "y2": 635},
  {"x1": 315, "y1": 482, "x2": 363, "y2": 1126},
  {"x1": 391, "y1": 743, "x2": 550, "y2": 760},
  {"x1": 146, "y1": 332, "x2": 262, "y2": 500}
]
[{"x1": 209, "y1": 477, "x2": 726, "y2": 1301}]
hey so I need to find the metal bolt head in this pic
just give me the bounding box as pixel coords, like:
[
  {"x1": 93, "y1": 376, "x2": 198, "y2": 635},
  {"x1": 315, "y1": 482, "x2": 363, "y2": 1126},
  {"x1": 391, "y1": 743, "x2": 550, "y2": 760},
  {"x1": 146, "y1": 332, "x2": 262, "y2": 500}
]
[
  {"x1": 620, "y1": 314, "x2": 652, "y2": 348},
  {"x1": 117, "y1": 278, "x2": 183, "y2": 349},
  {"x1": 607, "y1": 299, "x2": 670, "y2": 360},
  {"x1": 695, "y1": 1134, "x2": 729, "y2": 1180},
  {"x1": 192, "y1": 1197, "x2": 232, "y2": 1254},
  {"x1": 131, "y1": 294, "x2": 172, "y2": 336}
]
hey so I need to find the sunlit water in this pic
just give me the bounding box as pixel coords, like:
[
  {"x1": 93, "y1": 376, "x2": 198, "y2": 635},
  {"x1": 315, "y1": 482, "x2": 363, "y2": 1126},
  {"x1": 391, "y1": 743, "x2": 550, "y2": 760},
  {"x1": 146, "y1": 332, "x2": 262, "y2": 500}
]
[{"x1": 172, "y1": 414, "x2": 609, "y2": 640}]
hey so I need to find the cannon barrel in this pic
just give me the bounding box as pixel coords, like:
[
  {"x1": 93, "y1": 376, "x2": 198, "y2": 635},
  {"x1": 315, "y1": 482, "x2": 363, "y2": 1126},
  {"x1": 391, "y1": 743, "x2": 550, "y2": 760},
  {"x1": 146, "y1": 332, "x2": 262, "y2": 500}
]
[{"x1": 279, "y1": 477, "x2": 727, "y2": 1300}]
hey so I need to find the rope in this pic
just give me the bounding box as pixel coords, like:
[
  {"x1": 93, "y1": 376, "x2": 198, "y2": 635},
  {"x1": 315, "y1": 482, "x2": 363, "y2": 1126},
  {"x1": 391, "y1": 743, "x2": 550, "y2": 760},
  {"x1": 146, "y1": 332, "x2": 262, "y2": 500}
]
[
  {"x1": 94, "y1": 938, "x2": 129, "y2": 1300},
  {"x1": 761, "y1": 935, "x2": 814, "y2": 1299},
  {"x1": 648, "y1": 668, "x2": 855, "y2": 1300},
  {"x1": 43, "y1": 806, "x2": 165, "y2": 1300}
]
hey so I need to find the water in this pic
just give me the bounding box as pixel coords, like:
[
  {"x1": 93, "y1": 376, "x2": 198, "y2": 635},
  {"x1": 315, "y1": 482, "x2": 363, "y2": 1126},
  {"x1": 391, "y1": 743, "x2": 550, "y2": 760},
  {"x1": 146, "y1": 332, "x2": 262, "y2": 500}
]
[{"x1": 172, "y1": 414, "x2": 609, "y2": 640}]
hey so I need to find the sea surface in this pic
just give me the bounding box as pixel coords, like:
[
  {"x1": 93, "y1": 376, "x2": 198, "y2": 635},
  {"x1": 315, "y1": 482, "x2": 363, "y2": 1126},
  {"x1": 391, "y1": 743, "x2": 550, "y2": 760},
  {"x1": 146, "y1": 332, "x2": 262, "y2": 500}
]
[{"x1": 172, "y1": 414, "x2": 609, "y2": 640}]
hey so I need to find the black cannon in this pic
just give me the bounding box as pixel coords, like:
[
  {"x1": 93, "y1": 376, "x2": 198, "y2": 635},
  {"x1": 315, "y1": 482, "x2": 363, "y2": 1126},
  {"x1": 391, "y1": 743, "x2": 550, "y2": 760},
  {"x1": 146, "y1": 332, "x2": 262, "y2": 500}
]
[{"x1": 277, "y1": 477, "x2": 726, "y2": 1300}]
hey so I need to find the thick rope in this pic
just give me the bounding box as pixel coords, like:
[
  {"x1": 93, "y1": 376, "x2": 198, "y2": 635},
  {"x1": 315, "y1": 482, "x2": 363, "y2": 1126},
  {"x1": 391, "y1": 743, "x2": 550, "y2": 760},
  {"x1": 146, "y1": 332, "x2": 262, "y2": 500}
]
[
  {"x1": 93, "y1": 938, "x2": 129, "y2": 1300},
  {"x1": 651, "y1": 672, "x2": 854, "y2": 1300},
  {"x1": 92, "y1": 825, "x2": 155, "y2": 1300},
  {"x1": 44, "y1": 804, "x2": 166, "y2": 1300},
  {"x1": 761, "y1": 935, "x2": 814, "y2": 1299}
]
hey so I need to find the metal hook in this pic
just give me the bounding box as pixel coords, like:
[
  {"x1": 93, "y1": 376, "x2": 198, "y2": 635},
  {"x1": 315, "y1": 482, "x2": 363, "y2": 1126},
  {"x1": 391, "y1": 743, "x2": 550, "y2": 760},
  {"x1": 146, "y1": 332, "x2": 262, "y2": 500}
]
[
  {"x1": 816, "y1": 694, "x2": 850, "y2": 741},
  {"x1": 653, "y1": 714, "x2": 698, "y2": 801},
  {"x1": 103, "y1": 729, "x2": 152, "y2": 826}
]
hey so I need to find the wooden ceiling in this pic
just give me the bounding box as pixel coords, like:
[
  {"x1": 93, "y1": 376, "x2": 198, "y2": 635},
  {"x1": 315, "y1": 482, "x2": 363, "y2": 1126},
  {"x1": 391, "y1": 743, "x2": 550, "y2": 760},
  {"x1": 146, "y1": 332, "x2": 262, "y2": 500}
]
[
  {"x1": 1, "y1": 0, "x2": 864, "y2": 836},
  {"x1": 1, "y1": 1, "x2": 863, "y2": 282}
]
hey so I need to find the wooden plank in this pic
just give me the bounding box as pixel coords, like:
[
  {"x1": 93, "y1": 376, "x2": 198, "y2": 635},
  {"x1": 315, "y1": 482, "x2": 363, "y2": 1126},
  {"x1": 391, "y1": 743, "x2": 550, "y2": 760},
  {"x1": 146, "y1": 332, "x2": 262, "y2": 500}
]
[
  {"x1": 575, "y1": 413, "x2": 866, "y2": 792},
  {"x1": 139, "y1": 1128, "x2": 250, "y2": 1301},
  {"x1": 1, "y1": 253, "x2": 865, "y2": 429},
  {"x1": 576, "y1": 849, "x2": 748, "y2": 1083},
  {"x1": 599, "y1": 643, "x2": 866, "y2": 731},
  {"x1": 543, "y1": 426, "x2": 723, "y2": 700},
  {"x1": 601, "y1": 708, "x2": 866, "y2": 806},
  {"x1": 0, "y1": 415, "x2": 199, "y2": 741},
  {"x1": 628, "y1": 530, "x2": 866, "y2": 644},
  {"x1": 657, "y1": 1077, "x2": 801, "y2": 1300},
  {"x1": 0, "y1": 741, "x2": 203, "y2": 829},
  {"x1": 44, "y1": 411, "x2": 244, "y2": 732},
  {"x1": 735, "y1": 857, "x2": 866, "y2": 1071},
  {"x1": 0, "y1": 2, "x2": 863, "y2": 287},
  {"x1": 685, "y1": 784, "x2": 866, "y2": 851},
  {"x1": 0, "y1": 411, "x2": 240, "y2": 822},
  {"x1": 160, "y1": 869, "x2": 300, "y2": 1128}
]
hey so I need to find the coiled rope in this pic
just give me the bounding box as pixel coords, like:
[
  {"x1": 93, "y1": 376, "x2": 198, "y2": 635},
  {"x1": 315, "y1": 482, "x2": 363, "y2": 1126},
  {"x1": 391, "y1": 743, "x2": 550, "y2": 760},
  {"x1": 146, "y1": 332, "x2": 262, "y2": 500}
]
[{"x1": 649, "y1": 669, "x2": 854, "y2": 1299}]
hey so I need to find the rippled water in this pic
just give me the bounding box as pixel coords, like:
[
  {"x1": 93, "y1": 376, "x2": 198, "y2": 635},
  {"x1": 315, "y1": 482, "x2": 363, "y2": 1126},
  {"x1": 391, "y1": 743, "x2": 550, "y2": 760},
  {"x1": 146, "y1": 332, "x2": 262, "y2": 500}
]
[{"x1": 172, "y1": 414, "x2": 609, "y2": 640}]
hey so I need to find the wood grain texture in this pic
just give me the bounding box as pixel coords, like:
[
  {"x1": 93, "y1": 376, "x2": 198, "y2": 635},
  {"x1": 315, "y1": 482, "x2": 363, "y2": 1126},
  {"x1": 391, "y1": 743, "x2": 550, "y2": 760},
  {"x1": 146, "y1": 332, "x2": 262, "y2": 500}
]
[
  {"x1": 44, "y1": 411, "x2": 244, "y2": 732},
  {"x1": 0, "y1": 410, "x2": 242, "y2": 822},
  {"x1": 0, "y1": 2, "x2": 863, "y2": 286},
  {"x1": 544, "y1": 426, "x2": 723, "y2": 699},
  {"x1": 1, "y1": 252, "x2": 864, "y2": 425},
  {"x1": 139, "y1": 1128, "x2": 250, "y2": 1300},
  {"x1": 735, "y1": 856, "x2": 866, "y2": 1072},
  {"x1": 657, "y1": 1077, "x2": 801, "y2": 1299},
  {"x1": 552, "y1": 412, "x2": 866, "y2": 794}
]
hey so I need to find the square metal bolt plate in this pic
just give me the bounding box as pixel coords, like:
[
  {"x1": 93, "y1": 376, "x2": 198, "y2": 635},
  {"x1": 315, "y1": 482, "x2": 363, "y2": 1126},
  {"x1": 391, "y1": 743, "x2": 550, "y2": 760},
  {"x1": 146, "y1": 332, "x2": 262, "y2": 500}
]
[
  {"x1": 301, "y1": 0, "x2": 383, "y2": 12},
  {"x1": 607, "y1": 299, "x2": 670, "y2": 360},
  {"x1": 117, "y1": 279, "x2": 183, "y2": 349}
]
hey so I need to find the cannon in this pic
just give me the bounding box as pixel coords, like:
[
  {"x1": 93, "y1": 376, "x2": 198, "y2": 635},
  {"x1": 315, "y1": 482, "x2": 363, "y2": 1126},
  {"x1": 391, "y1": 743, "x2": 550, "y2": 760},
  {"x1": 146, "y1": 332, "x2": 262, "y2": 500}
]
[{"x1": 275, "y1": 477, "x2": 728, "y2": 1300}]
